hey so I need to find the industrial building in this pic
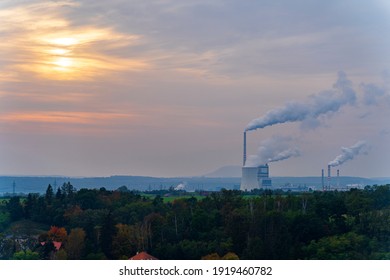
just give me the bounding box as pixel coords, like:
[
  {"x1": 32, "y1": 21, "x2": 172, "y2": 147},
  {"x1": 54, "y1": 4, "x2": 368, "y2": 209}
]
[
  {"x1": 258, "y1": 164, "x2": 272, "y2": 188},
  {"x1": 240, "y1": 131, "x2": 272, "y2": 191},
  {"x1": 240, "y1": 164, "x2": 272, "y2": 191}
]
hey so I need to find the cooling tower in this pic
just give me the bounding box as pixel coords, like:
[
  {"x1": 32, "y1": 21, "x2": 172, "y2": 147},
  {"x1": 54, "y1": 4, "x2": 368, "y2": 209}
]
[{"x1": 240, "y1": 166, "x2": 260, "y2": 191}]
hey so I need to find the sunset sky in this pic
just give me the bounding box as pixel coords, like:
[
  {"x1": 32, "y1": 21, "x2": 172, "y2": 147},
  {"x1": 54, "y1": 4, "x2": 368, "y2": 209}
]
[{"x1": 1, "y1": 0, "x2": 390, "y2": 177}]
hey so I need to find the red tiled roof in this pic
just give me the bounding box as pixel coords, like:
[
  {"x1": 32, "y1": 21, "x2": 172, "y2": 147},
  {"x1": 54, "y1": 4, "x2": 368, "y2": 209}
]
[
  {"x1": 40, "y1": 241, "x2": 62, "y2": 251},
  {"x1": 129, "y1": 251, "x2": 158, "y2": 260},
  {"x1": 53, "y1": 241, "x2": 62, "y2": 251}
]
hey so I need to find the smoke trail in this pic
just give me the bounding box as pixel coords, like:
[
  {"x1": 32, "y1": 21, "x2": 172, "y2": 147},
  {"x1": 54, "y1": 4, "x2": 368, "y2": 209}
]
[
  {"x1": 268, "y1": 147, "x2": 301, "y2": 163},
  {"x1": 174, "y1": 182, "x2": 187, "y2": 191},
  {"x1": 245, "y1": 71, "x2": 356, "y2": 131},
  {"x1": 328, "y1": 140, "x2": 368, "y2": 167},
  {"x1": 361, "y1": 83, "x2": 387, "y2": 106},
  {"x1": 245, "y1": 136, "x2": 300, "y2": 167}
]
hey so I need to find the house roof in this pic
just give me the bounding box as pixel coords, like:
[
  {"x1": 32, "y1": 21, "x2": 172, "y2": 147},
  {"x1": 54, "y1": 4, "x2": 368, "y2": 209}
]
[
  {"x1": 129, "y1": 251, "x2": 158, "y2": 260},
  {"x1": 53, "y1": 241, "x2": 62, "y2": 251},
  {"x1": 40, "y1": 241, "x2": 62, "y2": 251}
]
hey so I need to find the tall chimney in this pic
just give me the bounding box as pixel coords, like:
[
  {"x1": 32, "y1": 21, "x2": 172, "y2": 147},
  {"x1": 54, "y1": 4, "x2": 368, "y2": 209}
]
[
  {"x1": 321, "y1": 169, "x2": 324, "y2": 191},
  {"x1": 337, "y1": 169, "x2": 340, "y2": 188},
  {"x1": 327, "y1": 164, "x2": 331, "y2": 191},
  {"x1": 243, "y1": 131, "x2": 247, "y2": 166}
]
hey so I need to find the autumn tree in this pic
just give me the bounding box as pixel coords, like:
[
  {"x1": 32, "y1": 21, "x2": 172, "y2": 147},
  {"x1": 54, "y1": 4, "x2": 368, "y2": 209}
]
[
  {"x1": 222, "y1": 252, "x2": 240, "y2": 260},
  {"x1": 201, "y1": 253, "x2": 221, "y2": 260},
  {"x1": 66, "y1": 228, "x2": 86, "y2": 260},
  {"x1": 48, "y1": 226, "x2": 68, "y2": 242}
]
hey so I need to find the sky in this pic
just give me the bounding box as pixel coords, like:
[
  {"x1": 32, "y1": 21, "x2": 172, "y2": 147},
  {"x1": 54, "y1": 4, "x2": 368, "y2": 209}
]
[{"x1": 1, "y1": 0, "x2": 390, "y2": 178}]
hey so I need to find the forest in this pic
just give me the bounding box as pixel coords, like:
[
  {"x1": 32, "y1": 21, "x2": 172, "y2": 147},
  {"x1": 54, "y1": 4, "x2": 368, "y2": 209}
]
[{"x1": 0, "y1": 183, "x2": 389, "y2": 260}]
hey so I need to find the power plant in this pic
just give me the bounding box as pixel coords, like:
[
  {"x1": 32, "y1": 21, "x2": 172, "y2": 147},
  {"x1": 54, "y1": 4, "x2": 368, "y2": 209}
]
[
  {"x1": 240, "y1": 131, "x2": 272, "y2": 191},
  {"x1": 323, "y1": 165, "x2": 341, "y2": 191},
  {"x1": 240, "y1": 73, "x2": 370, "y2": 192},
  {"x1": 239, "y1": 129, "x2": 353, "y2": 192}
]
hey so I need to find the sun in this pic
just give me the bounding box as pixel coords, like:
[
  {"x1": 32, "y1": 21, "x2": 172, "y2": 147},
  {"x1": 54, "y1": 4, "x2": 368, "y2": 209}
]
[
  {"x1": 49, "y1": 48, "x2": 70, "y2": 56},
  {"x1": 29, "y1": 29, "x2": 146, "y2": 80},
  {"x1": 54, "y1": 57, "x2": 73, "y2": 68},
  {"x1": 50, "y1": 37, "x2": 79, "y2": 47},
  {"x1": 46, "y1": 37, "x2": 78, "y2": 73}
]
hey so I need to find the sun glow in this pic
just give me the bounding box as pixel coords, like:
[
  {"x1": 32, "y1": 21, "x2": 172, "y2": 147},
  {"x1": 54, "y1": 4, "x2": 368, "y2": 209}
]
[
  {"x1": 1, "y1": 2, "x2": 147, "y2": 81},
  {"x1": 45, "y1": 37, "x2": 78, "y2": 74},
  {"x1": 49, "y1": 48, "x2": 70, "y2": 55},
  {"x1": 54, "y1": 57, "x2": 73, "y2": 68},
  {"x1": 50, "y1": 37, "x2": 79, "y2": 46}
]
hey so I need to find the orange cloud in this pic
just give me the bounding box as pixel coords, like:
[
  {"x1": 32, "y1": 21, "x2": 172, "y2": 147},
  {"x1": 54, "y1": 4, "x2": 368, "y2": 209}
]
[
  {"x1": 0, "y1": 1, "x2": 149, "y2": 81},
  {"x1": 1, "y1": 111, "x2": 136, "y2": 125}
]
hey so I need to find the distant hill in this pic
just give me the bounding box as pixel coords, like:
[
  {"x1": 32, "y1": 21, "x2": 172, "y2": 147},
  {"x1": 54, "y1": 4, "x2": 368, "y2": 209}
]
[
  {"x1": 1, "y1": 173, "x2": 389, "y2": 195},
  {"x1": 0, "y1": 175, "x2": 241, "y2": 194}
]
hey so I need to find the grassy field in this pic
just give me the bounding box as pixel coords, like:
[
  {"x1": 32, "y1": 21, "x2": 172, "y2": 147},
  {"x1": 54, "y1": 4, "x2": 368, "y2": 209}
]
[{"x1": 141, "y1": 193, "x2": 205, "y2": 203}]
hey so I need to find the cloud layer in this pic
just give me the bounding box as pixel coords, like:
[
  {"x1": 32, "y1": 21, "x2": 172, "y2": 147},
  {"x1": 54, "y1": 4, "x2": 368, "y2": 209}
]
[{"x1": 1, "y1": 1, "x2": 389, "y2": 177}]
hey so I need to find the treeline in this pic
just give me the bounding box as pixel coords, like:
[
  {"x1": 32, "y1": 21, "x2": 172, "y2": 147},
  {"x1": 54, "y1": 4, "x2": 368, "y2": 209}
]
[{"x1": 0, "y1": 183, "x2": 389, "y2": 259}]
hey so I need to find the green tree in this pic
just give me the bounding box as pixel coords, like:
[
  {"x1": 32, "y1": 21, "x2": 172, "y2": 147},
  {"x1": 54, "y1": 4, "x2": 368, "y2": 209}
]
[
  {"x1": 45, "y1": 184, "x2": 54, "y2": 205},
  {"x1": 345, "y1": 189, "x2": 373, "y2": 217},
  {"x1": 100, "y1": 211, "x2": 116, "y2": 259},
  {"x1": 0, "y1": 212, "x2": 10, "y2": 232},
  {"x1": 12, "y1": 250, "x2": 39, "y2": 260},
  {"x1": 6, "y1": 197, "x2": 24, "y2": 221},
  {"x1": 304, "y1": 232, "x2": 369, "y2": 259},
  {"x1": 61, "y1": 182, "x2": 76, "y2": 202},
  {"x1": 54, "y1": 249, "x2": 68, "y2": 260},
  {"x1": 31, "y1": 197, "x2": 48, "y2": 223},
  {"x1": 55, "y1": 187, "x2": 64, "y2": 200},
  {"x1": 112, "y1": 224, "x2": 137, "y2": 259},
  {"x1": 37, "y1": 241, "x2": 56, "y2": 260}
]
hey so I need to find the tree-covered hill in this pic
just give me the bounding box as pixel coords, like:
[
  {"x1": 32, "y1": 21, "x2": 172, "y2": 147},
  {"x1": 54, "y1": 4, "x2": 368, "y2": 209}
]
[{"x1": 1, "y1": 184, "x2": 389, "y2": 260}]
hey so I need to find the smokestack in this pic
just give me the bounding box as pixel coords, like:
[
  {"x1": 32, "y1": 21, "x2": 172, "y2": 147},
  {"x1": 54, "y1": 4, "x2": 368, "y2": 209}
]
[
  {"x1": 327, "y1": 164, "x2": 331, "y2": 191},
  {"x1": 243, "y1": 131, "x2": 247, "y2": 166},
  {"x1": 321, "y1": 169, "x2": 324, "y2": 191},
  {"x1": 337, "y1": 169, "x2": 340, "y2": 188}
]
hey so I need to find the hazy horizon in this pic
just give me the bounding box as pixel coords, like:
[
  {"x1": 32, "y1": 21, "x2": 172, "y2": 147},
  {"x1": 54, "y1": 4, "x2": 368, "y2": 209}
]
[
  {"x1": 1, "y1": 165, "x2": 390, "y2": 179},
  {"x1": 1, "y1": 1, "x2": 390, "y2": 178}
]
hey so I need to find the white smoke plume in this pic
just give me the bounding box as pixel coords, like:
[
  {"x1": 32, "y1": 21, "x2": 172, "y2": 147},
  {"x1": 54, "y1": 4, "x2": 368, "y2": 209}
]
[
  {"x1": 361, "y1": 83, "x2": 388, "y2": 106},
  {"x1": 328, "y1": 140, "x2": 369, "y2": 167},
  {"x1": 245, "y1": 71, "x2": 357, "y2": 131},
  {"x1": 245, "y1": 136, "x2": 301, "y2": 167},
  {"x1": 269, "y1": 147, "x2": 301, "y2": 163},
  {"x1": 174, "y1": 182, "x2": 187, "y2": 191}
]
